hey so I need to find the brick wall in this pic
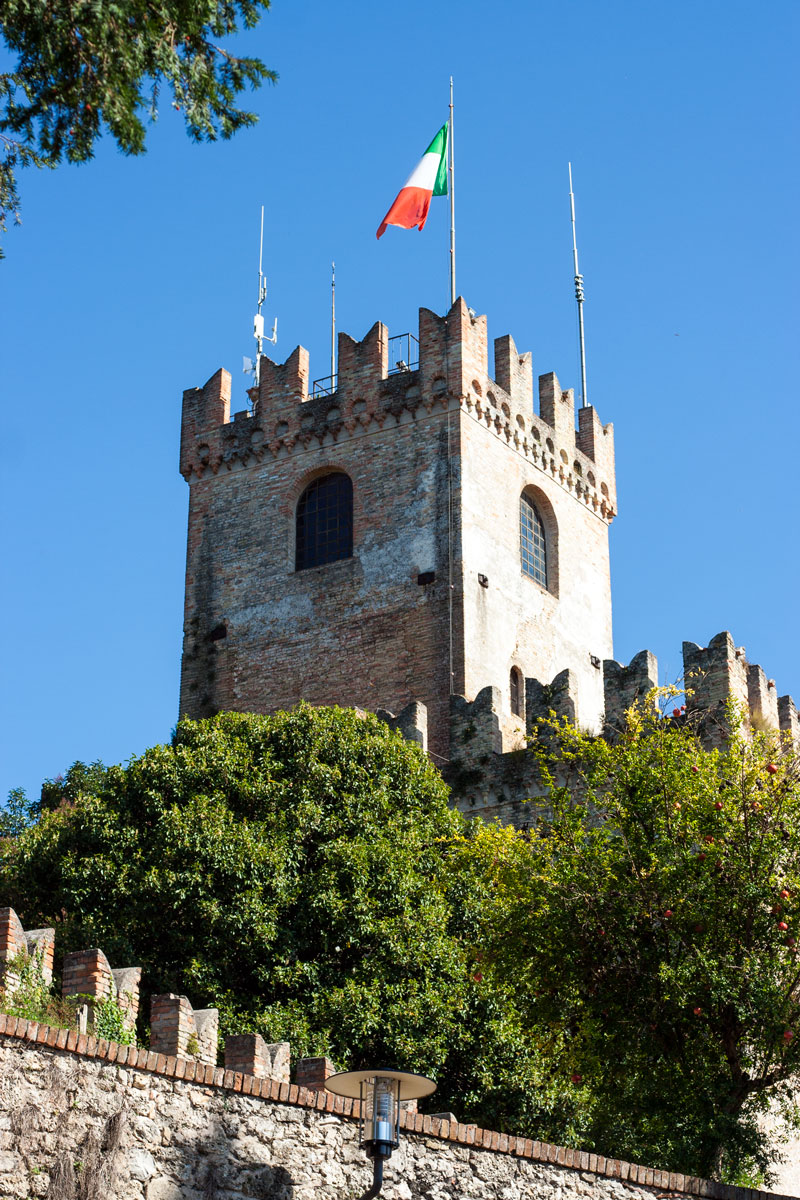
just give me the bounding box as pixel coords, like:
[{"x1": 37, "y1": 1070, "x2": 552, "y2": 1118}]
[{"x1": 178, "y1": 298, "x2": 616, "y2": 759}]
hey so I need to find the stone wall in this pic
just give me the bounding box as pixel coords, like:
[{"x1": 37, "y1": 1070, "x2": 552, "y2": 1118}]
[{"x1": 0, "y1": 1019, "x2": 793, "y2": 1200}]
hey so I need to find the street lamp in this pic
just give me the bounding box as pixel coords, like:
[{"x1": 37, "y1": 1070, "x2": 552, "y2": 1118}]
[{"x1": 325, "y1": 1068, "x2": 437, "y2": 1200}]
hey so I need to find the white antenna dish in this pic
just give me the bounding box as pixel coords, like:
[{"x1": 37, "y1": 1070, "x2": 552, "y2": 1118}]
[{"x1": 248, "y1": 206, "x2": 278, "y2": 396}]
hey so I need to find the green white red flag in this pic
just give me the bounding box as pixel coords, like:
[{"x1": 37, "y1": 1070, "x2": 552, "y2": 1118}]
[{"x1": 376, "y1": 123, "x2": 449, "y2": 239}]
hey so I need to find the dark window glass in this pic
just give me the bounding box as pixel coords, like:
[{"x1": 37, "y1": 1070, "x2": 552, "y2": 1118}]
[
  {"x1": 295, "y1": 472, "x2": 353, "y2": 571},
  {"x1": 510, "y1": 667, "x2": 523, "y2": 717},
  {"x1": 520, "y1": 493, "x2": 547, "y2": 587}
]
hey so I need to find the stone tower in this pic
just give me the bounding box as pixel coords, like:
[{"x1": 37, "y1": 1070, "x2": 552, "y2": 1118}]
[{"x1": 178, "y1": 298, "x2": 617, "y2": 761}]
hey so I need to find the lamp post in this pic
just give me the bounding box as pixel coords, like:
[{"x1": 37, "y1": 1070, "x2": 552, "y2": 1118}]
[{"x1": 325, "y1": 1068, "x2": 436, "y2": 1200}]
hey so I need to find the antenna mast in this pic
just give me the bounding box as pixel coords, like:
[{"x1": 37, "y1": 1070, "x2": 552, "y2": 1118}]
[
  {"x1": 331, "y1": 261, "x2": 336, "y2": 384},
  {"x1": 245, "y1": 205, "x2": 277, "y2": 397},
  {"x1": 448, "y1": 76, "x2": 456, "y2": 307},
  {"x1": 568, "y1": 163, "x2": 588, "y2": 409}
]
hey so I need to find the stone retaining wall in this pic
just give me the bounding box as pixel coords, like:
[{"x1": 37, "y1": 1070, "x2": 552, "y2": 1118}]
[{"x1": 0, "y1": 1016, "x2": 792, "y2": 1200}]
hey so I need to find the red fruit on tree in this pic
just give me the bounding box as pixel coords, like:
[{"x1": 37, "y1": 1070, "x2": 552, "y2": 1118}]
[
  {"x1": 664, "y1": 909, "x2": 674, "y2": 918},
  {"x1": 778, "y1": 922, "x2": 789, "y2": 931},
  {"x1": 697, "y1": 852, "x2": 706, "y2": 861},
  {"x1": 787, "y1": 937, "x2": 796, "y2": 947},
  {"x1": 784, "y1": 1030, "x2": 794, "y2": 1042},
  {"x1": 714, "y1": 801, "x2": 723, "y2": 810},
  {"x1": 781, "y1": 889, "x2": 791, "y2": 899},
  {"x1": 767, "y1": 764, "x2": 779, "y2": 775},
  {"x1": 691, "y1": 766, "x2": 699, "y2": 774},
  {"x1": 693, "y1": 1007, "x2": 703, "y2": 1016},
  {"x1": 570, "y1": 1073, "x2": 582, "y2": 1084}
]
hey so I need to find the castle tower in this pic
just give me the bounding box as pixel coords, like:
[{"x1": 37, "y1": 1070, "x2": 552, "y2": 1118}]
[{"x1": 178, "y1": 299, "x2": 616, "y2": 760}]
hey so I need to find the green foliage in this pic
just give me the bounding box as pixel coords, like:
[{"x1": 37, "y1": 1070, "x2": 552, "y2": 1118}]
[
  {"x1": 0, "y1": 706, "x2": 535, "y2": 1128},
  {"x1": 6, "y1": 700, "x2": 800, "y2": 1180},
  {"x1": 0, "y1": 948, "x2": 71, "y2": 1028},
  {"x1": 0, "y1": 0, "x2": 275, "y2": 253},
  {"x1": 91, "y1": 994, "x2": 136, "y2": 1046},
  {"x1": 0, "y1": 787, "x2": 38, "y2": 836},
  {"x1": 471, "y1": 698, "x2": 800, "y2": 1181}
]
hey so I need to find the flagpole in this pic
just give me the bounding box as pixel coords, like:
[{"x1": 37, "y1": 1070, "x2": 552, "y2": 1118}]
[
  {"x1": 568, "y1": 163, "x2": 588, "y2": 409},
  {"x1": 331, "y1": 261, "x2": 336, "y2": 385},
  {"x1": 449, "y1": 77, "x2": 456, "y2": 307}
]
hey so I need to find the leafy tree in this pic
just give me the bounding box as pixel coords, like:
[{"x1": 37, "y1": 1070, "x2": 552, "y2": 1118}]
[
  {"x1": 6, "y1": 700, "x2": 800, "y2": 1181},
  {"x1": 0, "y1": 786, "x2": 37, "y2": 836},
  {"x1": 0, "y1": 706, "x2": 553, "y2": 1133},
  {"x1": 0, "y1": 0, "x2": 274, "y2": 253},
  {"x1": 471, "y1": 699, "x2": 800, "y2": 1184}
]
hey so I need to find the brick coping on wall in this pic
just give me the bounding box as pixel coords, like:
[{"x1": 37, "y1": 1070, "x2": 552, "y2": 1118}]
[{"x1": 0, "y1": 1013, "x2": 791, "y2": 1200}]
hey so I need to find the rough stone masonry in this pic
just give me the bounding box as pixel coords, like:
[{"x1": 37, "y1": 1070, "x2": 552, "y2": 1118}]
[{"x1": 0, "y1": 1025, "x2": 795, "y2": 1200}]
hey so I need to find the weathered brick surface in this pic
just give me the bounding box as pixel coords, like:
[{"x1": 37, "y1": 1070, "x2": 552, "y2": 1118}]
[
  {"x1": 224, "y1": 1034, "x2": 290, "y2": 1081},
  {"x1": 62, "y1": 947, "x2": 114, "y2": 1001},
  {"x1": 150, "y1": 993, "x2": 218, "y2": 1067},
  {"x1": 178, "y1": 299, "x2": 616, "y2": 761},
  {"x1": 295, "y1": 1054, "x2": 335, "y2": 1090}
]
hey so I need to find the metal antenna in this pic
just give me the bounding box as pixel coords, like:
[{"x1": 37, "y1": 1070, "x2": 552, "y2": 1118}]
[
  {"x1": 448, "y1": 76, "x2": 456, "y2": 307},
  {"x1": 568, "y1": 163, "x2": 588, "y2": 409},
  {"x1": 244, "y1": 205, "x2": 277, "y2": 395},
  {"x1": 331, "y1": 261, "x2": 336, "y2": 384}
]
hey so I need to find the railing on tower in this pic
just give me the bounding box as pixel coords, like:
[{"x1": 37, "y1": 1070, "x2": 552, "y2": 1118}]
[
  {"x1": 309, "y1": 332, "x2": 420, "y2": 399},
  {"x1": 310, "y1": 374, "x2": 337, "y2": 398},
  {"x1": 388, "y1": 332, "x2": 419, "y2": 375}
]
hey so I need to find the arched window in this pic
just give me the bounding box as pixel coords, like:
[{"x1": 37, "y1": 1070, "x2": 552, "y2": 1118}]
[
  {"x1": 510, "y1": 666, "x2": 523, "y2": 717},
  {"x1": 520, "y1": 492, "x2": 547, "y2": 587},
  {"x1": 295, "y1": 472, "x2": 353, "y2": 571}
]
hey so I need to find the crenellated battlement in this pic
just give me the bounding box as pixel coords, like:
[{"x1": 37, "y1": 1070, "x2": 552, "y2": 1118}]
[
  {"x1": 376, "y1": 633, "x2": 800, "y2": 828},
  {"x1": 178, "y1": 298, "x2": 616, "y2": 521}
]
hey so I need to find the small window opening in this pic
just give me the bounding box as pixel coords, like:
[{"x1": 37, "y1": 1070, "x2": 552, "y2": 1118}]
[{"x1": 510, "y1": 667, "x2": 524, "y2": 717}]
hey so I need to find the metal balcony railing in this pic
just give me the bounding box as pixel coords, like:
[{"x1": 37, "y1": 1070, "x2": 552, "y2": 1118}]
[
  {"x1": 310, "y1": 374, "x2": 337, "y2": 399},
  {"x1": 309, "y1": 332, "x2": 419, "y2": 397},
  {"x1": 388, "y1": 332, "x2": 419, "y2": 375}
]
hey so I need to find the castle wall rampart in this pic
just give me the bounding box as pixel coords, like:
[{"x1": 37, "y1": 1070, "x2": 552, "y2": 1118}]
[
  {"x1": 1, "y1": 1021, "x2": 789, "y2": 1200},
  {"x1": 178, "y1": 302, "x2": 617, "y2": 520},
  {"x1": 443, "y1": 633, "x2": 800, "y2": 825}
]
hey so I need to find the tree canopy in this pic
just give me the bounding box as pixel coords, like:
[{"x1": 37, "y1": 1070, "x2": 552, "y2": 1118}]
[
  {"x1": 467, "y1": 701, "x2": 800, "y2": 1183},
  {"x1": 0, "y1": 0, "x2": 274, "y2": 252},
  {"x1": 0, "y1": 706, "x2": 556, "y2": 1137},
  {"x1": 3, "y1": 699, "x2": 800, "y2": 1185}
]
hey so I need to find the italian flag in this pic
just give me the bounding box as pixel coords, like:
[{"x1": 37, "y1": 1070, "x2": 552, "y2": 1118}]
[{"x1": 376, "y1": 123, "x2": 448, "y2": 239}]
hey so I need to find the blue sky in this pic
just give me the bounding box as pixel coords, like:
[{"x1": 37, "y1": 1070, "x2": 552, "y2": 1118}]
[{"x1": 2, "y1": 0, "x2": 798, "y2": 801}]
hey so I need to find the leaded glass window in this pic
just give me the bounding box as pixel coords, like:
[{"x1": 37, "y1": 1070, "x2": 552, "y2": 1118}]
[
  {"x1": 295, "y1": 472, "x2": 353, "y2": 571},
  {"x1": 520, "y1": 493, "x2": 547, "y2": 587}
]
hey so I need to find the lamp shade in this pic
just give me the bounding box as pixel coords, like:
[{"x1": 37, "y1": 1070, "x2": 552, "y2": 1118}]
[
  {"x1": 325, "y1": 1069, "x2": 437, "y2": 1102},
  {"x1": 326, "y1": 1068, "x2": 437, "y2": 1161}
]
